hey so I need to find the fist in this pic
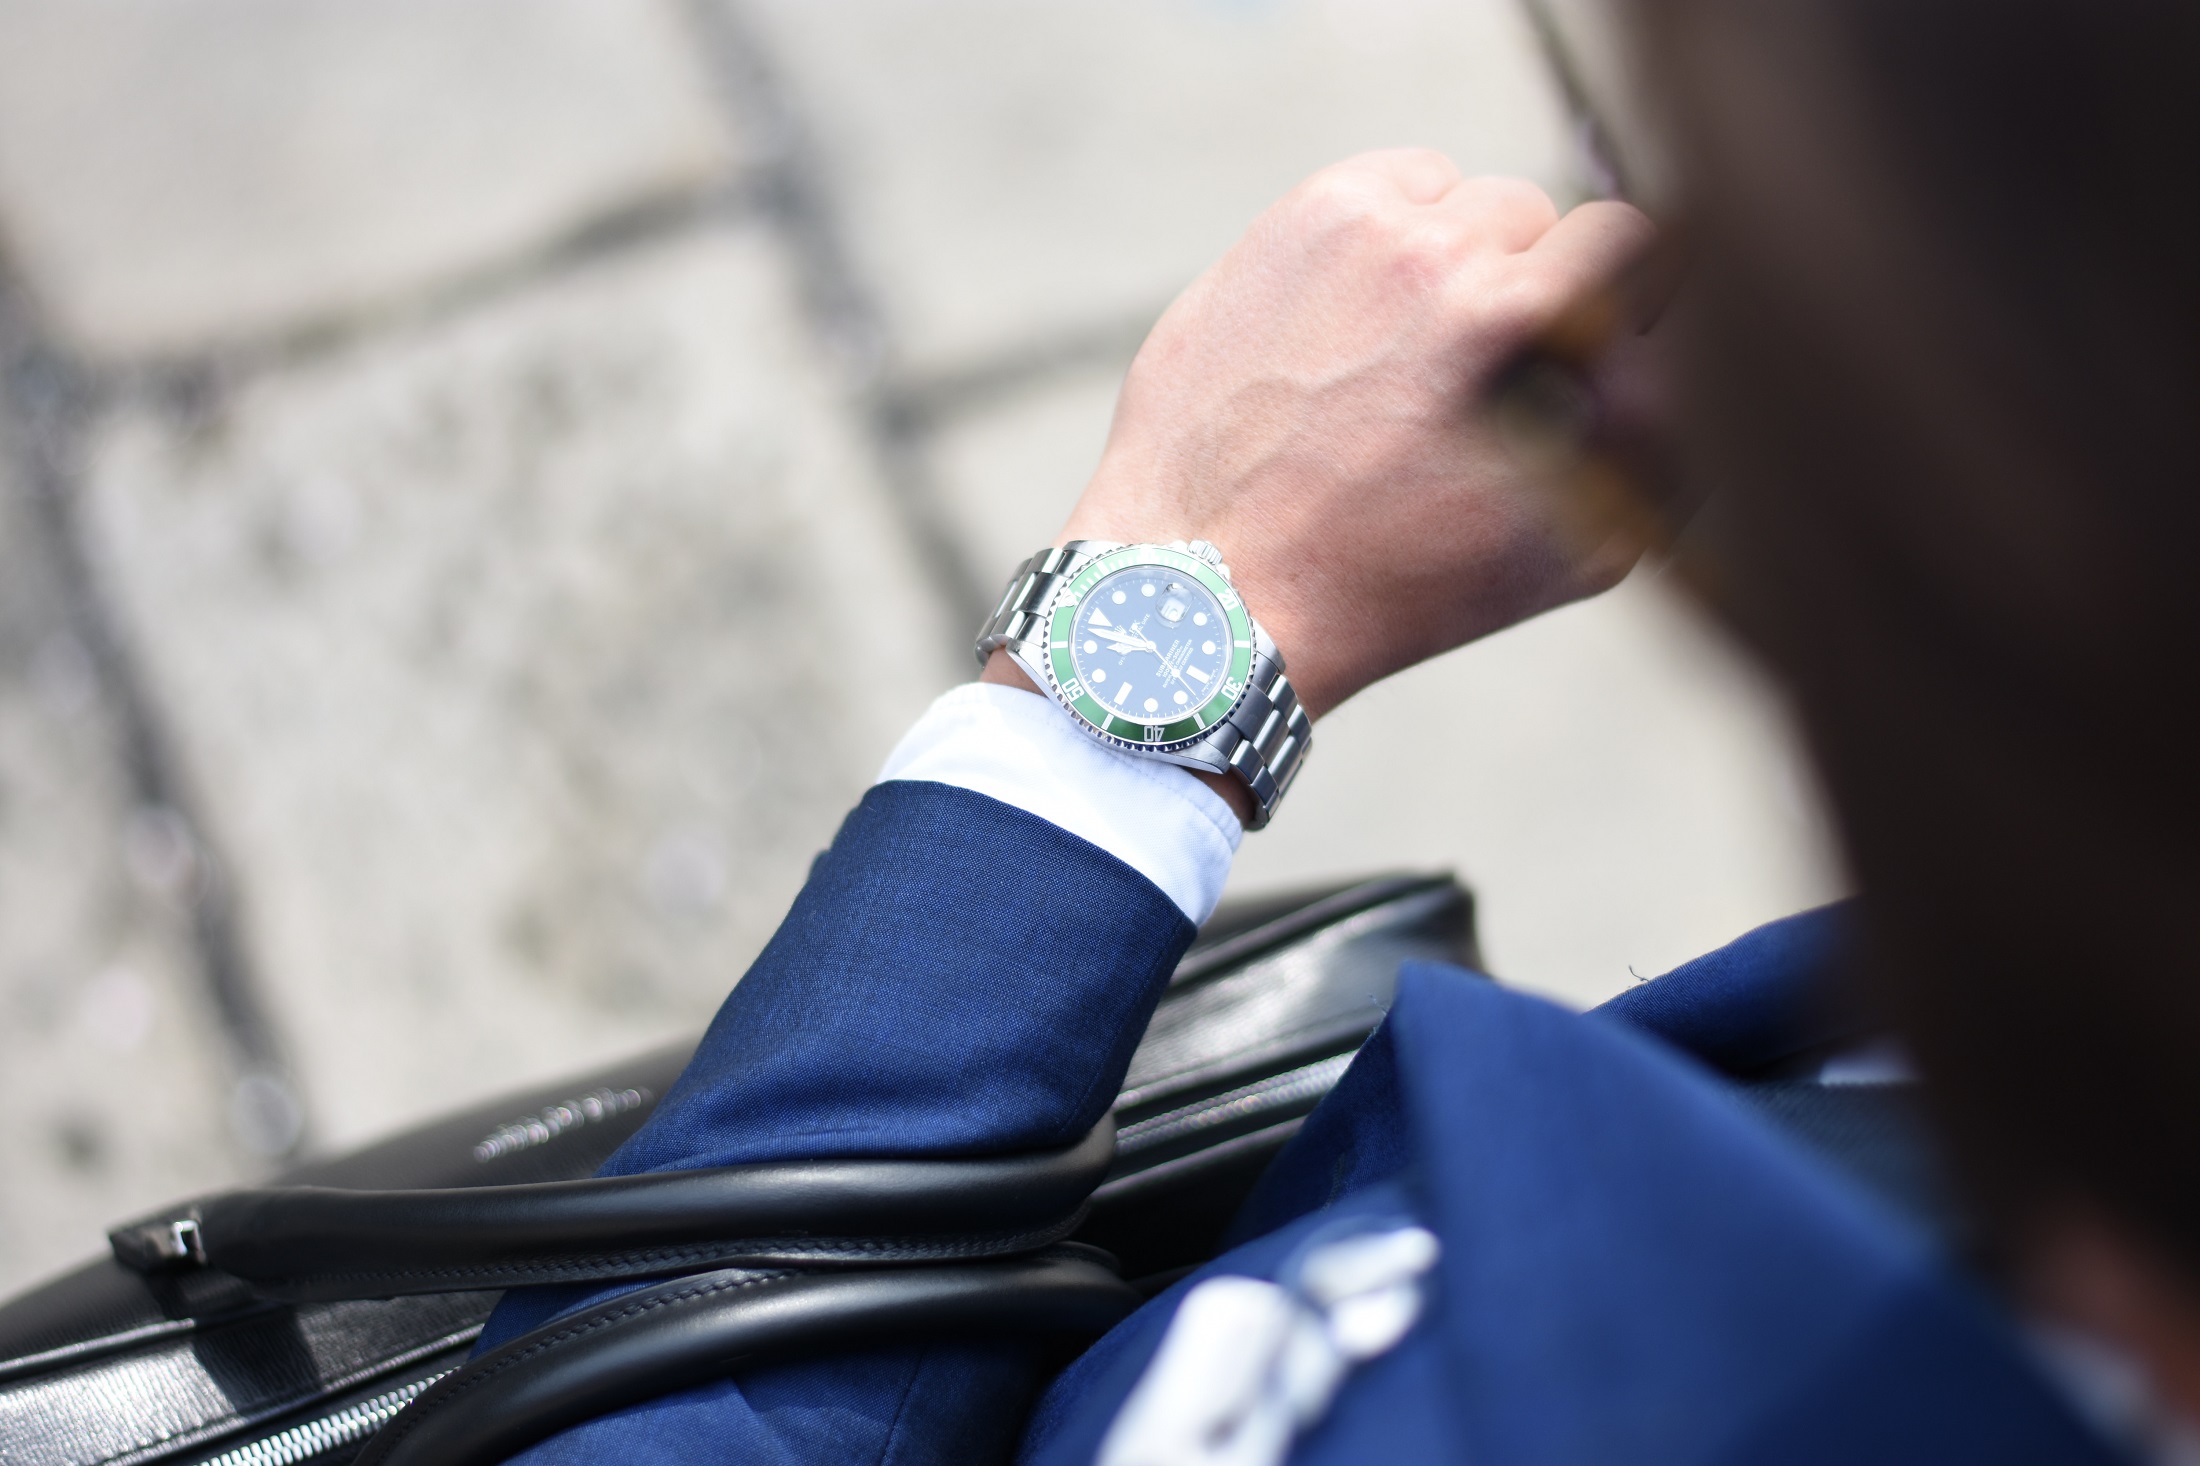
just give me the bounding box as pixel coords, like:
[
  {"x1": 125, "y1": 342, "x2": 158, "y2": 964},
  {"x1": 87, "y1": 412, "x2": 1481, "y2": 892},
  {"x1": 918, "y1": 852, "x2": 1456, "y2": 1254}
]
[{"x1": 1050, "y1": 149, "x2": 1654, "y2": 720}]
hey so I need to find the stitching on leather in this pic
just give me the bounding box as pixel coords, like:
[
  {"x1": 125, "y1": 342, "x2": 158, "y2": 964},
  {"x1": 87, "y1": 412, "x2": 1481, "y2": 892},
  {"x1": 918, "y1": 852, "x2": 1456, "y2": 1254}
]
[
  {"x1": 271, "y1": 1212, "x2": 1086, "y2": 1292},
  {"x1": 363, "y1": 1270, "x2": 789, "y2": 1461}
]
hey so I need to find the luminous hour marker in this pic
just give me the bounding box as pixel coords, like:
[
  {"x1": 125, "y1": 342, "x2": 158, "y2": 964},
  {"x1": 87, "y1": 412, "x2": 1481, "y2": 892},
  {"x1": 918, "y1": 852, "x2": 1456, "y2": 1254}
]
[
  {"x1": 1092, "y1": 668, "x2": 1108, "y2": 683},
  {"x1": 1186, "y1": 665, "x2": 1210, "y2": 683},
  {"x1": 1143, "y1": 697, "x2": 1160, "y2": 713},
  {"x1": 1193, "y1": 612, "x2": 1209, "y2": 626},
  {"x1": 1173, "y1": 690, "x2": 1189, "y2": 705},
  {"x1": 1084, "y1": 640, "x2": 1098, "y2": 653},
  {"x1": 1112, "y1": 590, "x2": 1128, "y2": 604},
  {"x1": 1091, "y1": 609, "x2": 1112, "y2": 626},
  {"x1": 1202, "y1": 640, "x2": 1216, "y2": 655},
  {"x1": 1113, "y1": 681, "x2": 1132, "y2": 705},
  {"x1": 1141, "y1": 583, "x2": 1156, "y2": 597}
]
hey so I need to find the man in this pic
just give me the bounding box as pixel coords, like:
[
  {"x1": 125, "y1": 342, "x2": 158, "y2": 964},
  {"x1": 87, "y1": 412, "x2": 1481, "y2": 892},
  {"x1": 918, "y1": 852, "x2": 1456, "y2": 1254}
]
[{"x1": 487, "y1": 0, "x2": 2200, "y2": 1459}]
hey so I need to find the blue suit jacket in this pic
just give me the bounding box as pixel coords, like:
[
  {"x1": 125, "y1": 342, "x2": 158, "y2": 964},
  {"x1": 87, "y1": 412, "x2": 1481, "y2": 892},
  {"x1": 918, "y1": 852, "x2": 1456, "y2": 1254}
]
[{"x1": 483, "y1": 781, "x2": 2124, "y2": 1464}]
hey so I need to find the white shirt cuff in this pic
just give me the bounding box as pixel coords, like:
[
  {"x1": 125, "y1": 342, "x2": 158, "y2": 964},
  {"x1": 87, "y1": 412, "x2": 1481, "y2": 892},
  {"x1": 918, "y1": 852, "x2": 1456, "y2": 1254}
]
[{"x1": 876, "y1": 682, "x2": 1243, "y2": 924}]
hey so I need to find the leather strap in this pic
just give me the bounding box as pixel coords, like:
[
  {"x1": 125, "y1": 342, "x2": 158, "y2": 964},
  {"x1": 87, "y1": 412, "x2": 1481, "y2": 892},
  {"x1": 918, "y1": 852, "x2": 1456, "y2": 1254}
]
[
  {"x1": 110, "y1": 1120, "x2": 1114, "y2": 1301},
  {"x1": 354, "y1": 1248, "x2": 1140, "y2": 1466}
]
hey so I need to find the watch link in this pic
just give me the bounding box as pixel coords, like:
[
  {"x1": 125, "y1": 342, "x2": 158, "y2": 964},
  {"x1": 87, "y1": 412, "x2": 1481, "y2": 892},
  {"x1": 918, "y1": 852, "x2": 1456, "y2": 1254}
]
[{"x1": 974, "y1": 539, "x2": 1310, "y2": 829}]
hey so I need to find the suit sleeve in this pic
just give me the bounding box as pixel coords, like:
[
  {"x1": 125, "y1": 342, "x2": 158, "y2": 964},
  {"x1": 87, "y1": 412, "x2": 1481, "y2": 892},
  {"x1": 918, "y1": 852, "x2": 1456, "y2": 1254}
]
[
  {"x1": 603, "y1": 777, "x2": 1197, "y2": 1173},
  {"x1": 480, "y1": 778, "x2": 1197, "y2": 1465}
]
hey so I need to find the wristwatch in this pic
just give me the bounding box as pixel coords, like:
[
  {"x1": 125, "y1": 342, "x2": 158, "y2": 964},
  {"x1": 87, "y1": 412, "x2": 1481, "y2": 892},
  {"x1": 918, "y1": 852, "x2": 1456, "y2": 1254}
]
[{"x1": 974, "y1": 539, "x2": 1311, "y2": 829}]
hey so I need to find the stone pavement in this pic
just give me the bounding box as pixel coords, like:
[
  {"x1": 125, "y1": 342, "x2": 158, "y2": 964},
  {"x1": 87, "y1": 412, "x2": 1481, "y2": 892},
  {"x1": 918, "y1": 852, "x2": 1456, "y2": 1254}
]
[{"x1": 0, "y1": 0, "x2": 1841, "y2": 1297}]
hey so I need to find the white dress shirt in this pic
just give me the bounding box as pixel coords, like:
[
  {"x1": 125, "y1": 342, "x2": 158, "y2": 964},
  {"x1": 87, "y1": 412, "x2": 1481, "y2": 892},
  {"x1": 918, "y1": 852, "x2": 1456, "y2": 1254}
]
[{"x1": 877, "y1": 682, "x2": 1242, "y2": 923}]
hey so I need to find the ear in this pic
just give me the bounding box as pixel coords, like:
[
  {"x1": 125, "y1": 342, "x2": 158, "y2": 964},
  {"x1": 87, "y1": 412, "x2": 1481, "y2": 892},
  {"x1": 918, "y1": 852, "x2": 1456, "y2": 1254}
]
[{"x1": 2025, "y1": 1203, "x2": 2200, "y2": 1435}]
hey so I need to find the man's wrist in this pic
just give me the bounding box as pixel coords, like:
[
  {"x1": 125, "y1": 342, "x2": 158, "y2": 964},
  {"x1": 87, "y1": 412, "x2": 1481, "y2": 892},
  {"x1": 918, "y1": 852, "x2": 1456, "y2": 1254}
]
[
  {"x1": 979, "y1": 648, "x2": 1260, "y2": 829},
  {"x1": 1051, "y1": 501, "x2": 1345, "y2": 720}
]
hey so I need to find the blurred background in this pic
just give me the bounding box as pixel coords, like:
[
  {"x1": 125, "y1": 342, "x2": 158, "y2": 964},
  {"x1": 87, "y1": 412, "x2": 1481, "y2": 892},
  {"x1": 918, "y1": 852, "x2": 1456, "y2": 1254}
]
[{"x1": 0, "y1": 0, "x2": 1838, "y2": 1296}]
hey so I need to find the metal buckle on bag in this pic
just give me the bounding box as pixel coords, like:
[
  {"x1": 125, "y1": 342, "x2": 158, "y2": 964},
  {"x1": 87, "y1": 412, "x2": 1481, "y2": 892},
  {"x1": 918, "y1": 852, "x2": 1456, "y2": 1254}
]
[{"x1": 109, "y1": 1209, "x2": 208, "y2": 1271}]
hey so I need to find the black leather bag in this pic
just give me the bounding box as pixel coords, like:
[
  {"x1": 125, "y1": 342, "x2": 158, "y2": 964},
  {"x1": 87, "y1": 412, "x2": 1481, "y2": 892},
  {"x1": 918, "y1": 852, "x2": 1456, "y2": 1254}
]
[{"x1": 0, "y1": 872, "x2": 1476, "y2": 1466}]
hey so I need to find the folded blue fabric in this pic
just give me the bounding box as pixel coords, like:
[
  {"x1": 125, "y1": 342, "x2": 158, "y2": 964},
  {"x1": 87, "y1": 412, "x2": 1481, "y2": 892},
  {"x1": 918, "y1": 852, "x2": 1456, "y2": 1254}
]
[
  {"x1": 477, "y1": 790, "x2": 2115, "y2": 1466},
  {"x1": 480, "y1": 780, "x2": 1193, "y2": 1463},
  {"x1": 1594, "y1": 901, "x2": 1864, "y2": 1072},
  {"x1": 1021, "y1": 963, "x2": 2121, "y2": 1466}
]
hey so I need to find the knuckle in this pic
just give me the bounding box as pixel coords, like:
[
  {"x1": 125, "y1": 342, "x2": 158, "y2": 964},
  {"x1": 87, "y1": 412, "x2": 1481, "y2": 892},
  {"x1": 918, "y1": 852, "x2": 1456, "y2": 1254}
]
[
  {"x1": 1289, "y1": 169, "x2": 1389, "y2": 231},
  {"x1": 1392, "y1": 144, "x2": 1458, "y2": 170},
  {"x1": 1477, "y1": 175, "x2": 1561, "y2": 232},
  {"x1": 1374, "y1": 144, "x2": 1462, "y2": 185},
  {"x1": 1287, "y1": 176, "x2": 1469, "y2": 283},
  {"x1": 1386, "y1": 220, "x2": 1470, "y2": 291}
]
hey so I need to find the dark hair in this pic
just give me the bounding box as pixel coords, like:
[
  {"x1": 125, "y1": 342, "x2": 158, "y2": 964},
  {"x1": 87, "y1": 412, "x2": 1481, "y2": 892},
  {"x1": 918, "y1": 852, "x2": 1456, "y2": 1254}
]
[{"x1": 1638, "y1": 0, "x2": 2200, "y2": 1262}]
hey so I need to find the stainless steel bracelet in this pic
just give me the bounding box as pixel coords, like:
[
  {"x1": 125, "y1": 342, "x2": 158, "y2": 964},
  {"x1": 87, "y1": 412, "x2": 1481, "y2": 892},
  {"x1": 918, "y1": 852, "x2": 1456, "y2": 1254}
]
[
  {"x1": 974, "y1": 540, "x2": 1119, "y2": 667},
  {"x1": 972, "y1": 540, "x2": 1311, "y2": 830}
]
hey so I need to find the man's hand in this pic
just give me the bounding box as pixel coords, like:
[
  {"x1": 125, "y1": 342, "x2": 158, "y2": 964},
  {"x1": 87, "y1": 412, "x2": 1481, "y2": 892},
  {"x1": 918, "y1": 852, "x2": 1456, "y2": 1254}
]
[{"x1": 987, "y1": 149, "x2": 1653, "y2": 725}]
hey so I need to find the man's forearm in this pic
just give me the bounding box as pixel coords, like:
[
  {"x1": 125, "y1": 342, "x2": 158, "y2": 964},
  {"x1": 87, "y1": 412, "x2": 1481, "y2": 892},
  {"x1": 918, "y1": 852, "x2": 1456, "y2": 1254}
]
[{"x1": 601, "y1": 778, "x2": 1201, "y2": 1176}]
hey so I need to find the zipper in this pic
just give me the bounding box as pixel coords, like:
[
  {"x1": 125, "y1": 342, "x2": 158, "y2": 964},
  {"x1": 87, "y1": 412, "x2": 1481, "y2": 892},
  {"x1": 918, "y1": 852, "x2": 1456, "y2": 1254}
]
[{"x1": 192, "y1": 1370, "x2": 452, "y2": 1466}]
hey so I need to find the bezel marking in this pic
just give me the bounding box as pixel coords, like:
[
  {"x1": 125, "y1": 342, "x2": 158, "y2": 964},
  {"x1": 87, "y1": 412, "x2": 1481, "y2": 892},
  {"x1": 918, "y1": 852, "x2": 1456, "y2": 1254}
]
[{"x1": 1042, "y1": 544, "x2": 1256, "y2": 749}]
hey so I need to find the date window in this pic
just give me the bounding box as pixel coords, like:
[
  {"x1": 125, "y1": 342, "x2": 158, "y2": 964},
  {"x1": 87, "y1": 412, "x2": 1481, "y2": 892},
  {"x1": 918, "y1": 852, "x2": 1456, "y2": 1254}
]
[{"x1": 1160, "y1": 596, "x2": 1188, "y2": 624}]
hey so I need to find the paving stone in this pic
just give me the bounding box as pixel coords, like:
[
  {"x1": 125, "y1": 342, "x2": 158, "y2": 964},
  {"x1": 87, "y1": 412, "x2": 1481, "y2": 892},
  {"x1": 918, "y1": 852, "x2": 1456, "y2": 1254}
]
[
  {"x1": 81, "y1": 225, "x2": 962, "y2": 1149},
  {"x1": 927, "y1": 371, "x2": 1846, "y2": 1010},
  {"x1": 0, "y1": 428, "x2": 243, "y2": 1298},
  {"x1": 741, "y1": 0, "x2": 1581, "y2": 374},
  {"x1": 928, "y1": 363, "x2": 1125, "y2": 587},
  {"x1": 0, "y1": 0, "x2": 737, "y2": 362}
]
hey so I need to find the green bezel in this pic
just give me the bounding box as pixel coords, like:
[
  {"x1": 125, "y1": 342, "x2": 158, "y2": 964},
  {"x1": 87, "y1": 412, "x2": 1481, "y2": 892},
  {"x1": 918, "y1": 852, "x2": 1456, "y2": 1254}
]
[{"x1": 1044, "y1": 545, "x2": 1257, "y2": 749}]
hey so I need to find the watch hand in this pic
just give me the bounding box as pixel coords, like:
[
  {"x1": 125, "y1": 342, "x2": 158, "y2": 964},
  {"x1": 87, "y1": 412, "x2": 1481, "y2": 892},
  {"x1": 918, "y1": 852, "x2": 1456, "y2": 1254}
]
[{"x1": 1146, "y1": 645, "x2": 1202, "y2": 700}]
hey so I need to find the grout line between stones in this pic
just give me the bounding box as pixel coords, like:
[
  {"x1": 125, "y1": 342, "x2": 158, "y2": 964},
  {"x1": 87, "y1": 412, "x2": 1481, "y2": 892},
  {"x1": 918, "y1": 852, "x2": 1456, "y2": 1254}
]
[
  {"x1": 83, "y1": 105, "x2": 1125, "y2": 636},
  {"x1": 39, "y1": 1, "x2": 1623, "y2": 634},
  {"x1": 677, "y1": 0, "x2": 1006, "y2": 632},
  {"x1": 106, "y1": 178, "x2": 775, "y2": 408},
  {"x1": 0, "y1": 2, "x2": 1177, "y2": 1174},
  {"x1": 0, "y1": 263, "x2": 310, "y2": 1161},
  {"x1": 103, "y1": 163, "x2": 1140, "y2": 461},
  {"x1": 0, "y1": 0, "x2": 1638, "y2": 1183},
  {"x1": 878, "y1": 310, "x2": 1156, "y2": 438}
]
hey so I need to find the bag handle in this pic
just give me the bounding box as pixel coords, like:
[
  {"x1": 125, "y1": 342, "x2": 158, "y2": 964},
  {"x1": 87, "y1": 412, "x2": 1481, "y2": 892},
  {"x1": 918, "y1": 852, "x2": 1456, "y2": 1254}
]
[
  {"x1": 110, "y1": 1120, "x2": 1114, "y2": 1301},
  {"x1": 354, "y1": 1247, "x2": 1138, "y2": 1466}
]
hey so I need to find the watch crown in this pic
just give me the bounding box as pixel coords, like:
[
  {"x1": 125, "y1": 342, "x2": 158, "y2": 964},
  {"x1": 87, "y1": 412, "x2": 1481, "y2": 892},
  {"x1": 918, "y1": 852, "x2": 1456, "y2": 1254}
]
[{"x1": 1186, "y1": 538, "x2": 1224, "y2": 567}]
